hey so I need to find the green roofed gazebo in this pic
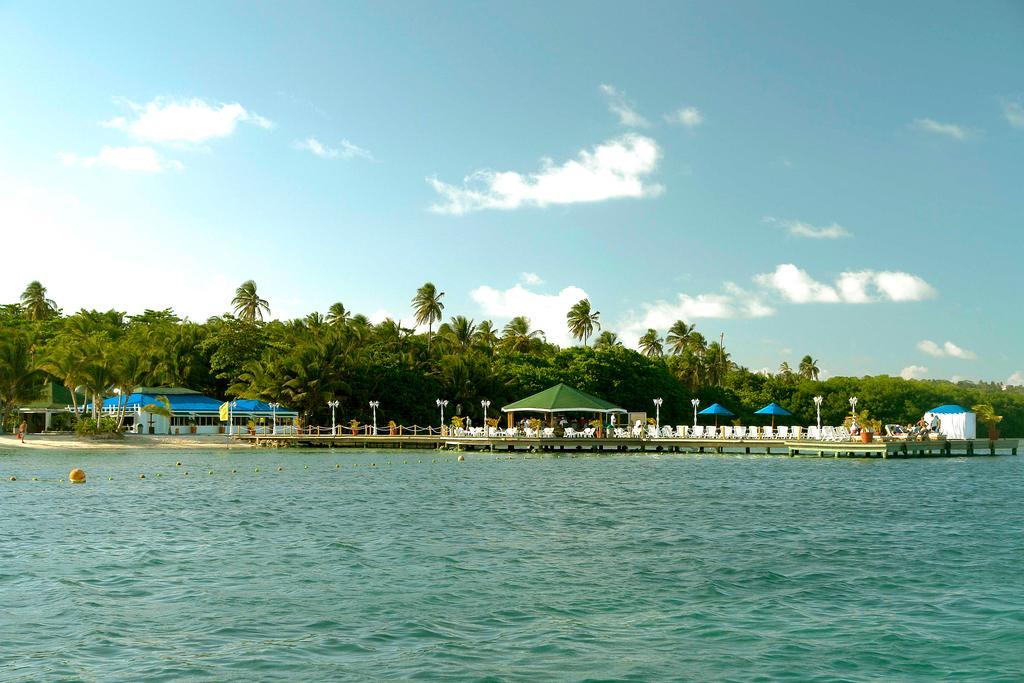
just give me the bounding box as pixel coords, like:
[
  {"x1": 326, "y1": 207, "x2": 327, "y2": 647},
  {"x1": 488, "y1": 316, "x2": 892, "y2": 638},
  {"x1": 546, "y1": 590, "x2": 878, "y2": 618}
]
[{"x1": 501, "y1": 383, "x2": 625, "y2": 431}]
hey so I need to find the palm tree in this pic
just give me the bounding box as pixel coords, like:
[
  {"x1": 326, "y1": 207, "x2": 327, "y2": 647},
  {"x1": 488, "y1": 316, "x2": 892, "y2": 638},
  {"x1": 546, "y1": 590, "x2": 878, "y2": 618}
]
[
  {"x1": 411, "y1": 282, "x2": 444, "y2": 354},
  {"x1": 638, "y1": 329, "x2": 664, "y2": 358},
  {"x1": 39, "y1": 346, "x2": 85, "y2": 418},
  {"x1": 779, "y1": 361, "x2": 793, "y2": 377},
  {"x1": 0, "y1": 334, "x2": 44, "y2": 430},
  {"x1": 439, "y1": 316, "x2": 476, "y2": 355},
  {"x1": 326, "y1": 302, "x2": 350, "y2": 326},
  {"x1": 798, "y1": 355, "x2": 820, "y2": 381},
  {"x1": 501, "y1": 316, "x2": 544, "y2": 353},
  {"x1": 20, "y1": 281, "x2": 57, "y2": 321},
  {"x1": 232, "y1": 280, "x2": 270, "y2": 322},
  {"x1": 473, "y1": 320, "x2": 499, "y2": 355},
  {"x1": 593, "y1": 330, "x2": 622, "y2": 351},
  {"x1": 141, "y1": 395, "x2": 173, "y2": 435},
  {"x1": 705, "y1": 341, "x2": 731, "y2": 386},
  {"x1": 665, "y1": 320, "x2": 695, "y2": 355},
  {"x1": 566, "y1": 298, "x2": 600, "y2": 345}
]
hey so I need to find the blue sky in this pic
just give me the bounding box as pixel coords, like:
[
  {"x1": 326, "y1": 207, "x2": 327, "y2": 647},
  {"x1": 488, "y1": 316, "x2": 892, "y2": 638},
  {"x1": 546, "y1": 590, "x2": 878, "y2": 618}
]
[{"x1": 1, "y1": 1, "x2": 1022, "y2": 383}]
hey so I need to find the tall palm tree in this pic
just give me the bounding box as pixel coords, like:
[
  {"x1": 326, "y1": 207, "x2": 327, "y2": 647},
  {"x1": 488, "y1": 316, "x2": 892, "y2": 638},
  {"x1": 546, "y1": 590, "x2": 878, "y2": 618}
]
[
  {"x1": 798, "y1": 355, "x2": 820, "y2": 380},
  {"x1": 39, "y1": 345, "x2": 85, "y2": 417},
  {"x1": 705, "y1": 341, "x2": 731, "y2": 387},
  {"x1": 501, "y1": 316, "x2": 544, "y2": 353},
  {"x1": 665, "y1": 320, "x2": 696, "y2": 355},
  {"x1": 411, "y1": 282, "x2": 444, "y2": 354},
  {"x1": 593, "y1": 330, "x2": 622, "y2": 351},
  {"x1": 566, "y1": 298, "x2": 600, "y2": 345},
  {"x1": 326, "y1": 302, "x2": 350, "y2": 326},
  {"x1": 439, "y1": 316, "x2": 476, "y2": 355},
  {"x1": 20, "y1": 281, "x2": 57, "y2": 321},
  {"x1": 232, "y1": 280, "x2": 270, "y2": 322},
  {"x1": 638, "y1": 329, "x2": 664, "y2": 358}
]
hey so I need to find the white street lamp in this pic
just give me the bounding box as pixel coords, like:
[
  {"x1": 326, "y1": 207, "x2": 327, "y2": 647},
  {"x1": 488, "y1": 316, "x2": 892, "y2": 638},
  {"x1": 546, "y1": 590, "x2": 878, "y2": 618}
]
[
  {"x1": 691, "y1": 398, "x2": 701, "y2": 428},
  {"x1": 849, "y1": 396, "x2": 858, "y2": 418},
  {"x1": 369, "y1": 400, "x2": 379, "y2": 435},
  {"x1": 269, "y1": 402, "x2": 280, "y2": 434},
  {"x1": 653, "y1": 397, "x2": 663, "y2": 433},
  {"x1": 481, "y1": 399, "x2": 491, "y2": 436},
  {"x1": 228, "y1": 400, "x2": 237, "y2": 436},
  {"x1": 327, "y1": 400, "x2": 339, "y2": 435},
  {"x1": 813, "y1": 395, "x2": 823, "y2": 431},
  {"x1": 436, "y1": 398, "x2": 448, "y2": 434}
]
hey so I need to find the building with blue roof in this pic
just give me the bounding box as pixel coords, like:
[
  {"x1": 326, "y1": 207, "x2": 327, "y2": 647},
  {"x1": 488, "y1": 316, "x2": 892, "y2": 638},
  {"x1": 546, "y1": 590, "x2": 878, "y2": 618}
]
[{"x1": 90, "y1": 387, "x2": 297, "y2": 435}]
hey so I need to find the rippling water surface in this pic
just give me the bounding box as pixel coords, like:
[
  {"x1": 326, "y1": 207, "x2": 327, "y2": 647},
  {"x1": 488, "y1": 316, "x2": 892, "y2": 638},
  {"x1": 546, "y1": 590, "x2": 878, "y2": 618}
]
[{"x1": 1, "y1": 448, "x2": 1022, "y2": 681}]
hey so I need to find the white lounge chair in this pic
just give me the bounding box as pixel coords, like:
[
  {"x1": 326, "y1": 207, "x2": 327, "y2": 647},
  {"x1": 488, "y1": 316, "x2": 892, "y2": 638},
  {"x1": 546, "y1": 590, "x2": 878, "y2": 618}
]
[
  {"x1": 835, "y1": 426, "x2": 852, "y2": 441},
  {"x1": 791, "y1": 426, "x2": 803, "y2": 440},
  {"x1": 805, "y1": 426, "x2": 820, "y2": 440},
  {"x1": 777, "y1": 426, "x2": 789, "y2": 439},
  {"x1": 582, "y1": 427, "x2": 595, "y2": 438},
  {"x1": 563, "y1": 427, "x2": 577, "y2": 438},
  {"x1": 676, "y1": 425, "x2": 688, "y2": 438},
  {"x1": 542, "y1": 427, "x2": 555, "y2": 438},
  {"x1": 613, "y1": 427, "x2": 629, "y2": 438},
  {"x1": 722, "y1": 426, "x2": 734, "y2": 439},
  {"x1": 706, "y1": 426, "x2": 720, "y2": 439},
  {"x1": 660, "y1": 426, "x2": 674, "y2": 438},
  {"x1": 691, "y1": 425, "x2": 704, "y2": 438}
]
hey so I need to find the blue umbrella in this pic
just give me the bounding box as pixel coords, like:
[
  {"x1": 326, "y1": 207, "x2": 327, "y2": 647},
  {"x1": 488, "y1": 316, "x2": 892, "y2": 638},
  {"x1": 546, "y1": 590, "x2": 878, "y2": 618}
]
[
  {"x1": 698, "y1": 402, "x2": 735, "y2": 426},
  {"x1": 754, "y1": 402, "x2": 793, "y2": 427}
]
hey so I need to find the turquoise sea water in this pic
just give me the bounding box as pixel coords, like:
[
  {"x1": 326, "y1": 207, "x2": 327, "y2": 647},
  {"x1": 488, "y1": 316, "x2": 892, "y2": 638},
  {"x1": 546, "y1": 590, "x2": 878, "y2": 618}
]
[{"x1": 1, "y1": 448, "x2": 1022, "y2": 681}]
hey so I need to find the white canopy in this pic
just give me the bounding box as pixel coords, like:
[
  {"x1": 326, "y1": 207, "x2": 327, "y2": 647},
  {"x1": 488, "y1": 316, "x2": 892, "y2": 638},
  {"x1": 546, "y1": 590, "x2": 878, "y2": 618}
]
[{"x1": 923, "y1": 405, "x2": 976, "y2": 440}]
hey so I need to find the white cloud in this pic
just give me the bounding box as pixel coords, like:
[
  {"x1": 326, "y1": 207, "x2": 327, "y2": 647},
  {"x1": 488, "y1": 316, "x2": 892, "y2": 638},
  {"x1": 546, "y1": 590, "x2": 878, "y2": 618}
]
[
  {"x1": 293, "y1": 137, "x2": 375, "y2": 161},
  {"x1": 913, "y1": 118, "x2": 969, "y2": 141},
  {"x1": 598, "y1": 84, "x2": 649, "y2": 127},
  {"x1": 1006, "y1": 371, "x2": 1024, "y2": 386},
  {"x1": 58, "y1": 146, "x2": 182, "y2": 173},
  {"x1": 428, "y1": 134, "x2": 663, "y2": 215},
  {"x1": 1004, "y1": 101, "x2": 1024, "y2": 129},
  {"x1": 664, "y1": 106, "x2": 703, "y2": 128},
  {"x1": 520, "y1": 272, "x2": 543, "y2": 286},
  {"x1": 901, "y1": 365, "x2": 929, "y2": 380},
  {"x1": 470, "y1": 283, "x2": 588, "y2": 347},
  {"x1": 103, "y1": 97, "x2": 273, "y2": 144},
  {"x1": 917, "y1": 340, "x2": 977, "y2": 360},
  {"x1": 755, "y1": 264, "x2": 936, "y2": 304},
  {"x1": 764, "y1": 217, "x2": 852, "y2": 239}
]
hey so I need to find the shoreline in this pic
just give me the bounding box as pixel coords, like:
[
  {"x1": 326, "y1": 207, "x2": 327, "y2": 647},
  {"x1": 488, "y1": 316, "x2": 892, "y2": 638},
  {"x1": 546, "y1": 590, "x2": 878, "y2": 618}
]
[{"x1": 0, "y1": 434, "x2": 253, "y2": 450}]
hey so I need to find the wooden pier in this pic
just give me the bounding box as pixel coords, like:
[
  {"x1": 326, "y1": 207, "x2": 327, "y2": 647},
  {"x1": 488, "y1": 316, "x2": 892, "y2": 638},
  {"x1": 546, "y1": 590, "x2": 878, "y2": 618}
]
[{"x1": 233, "y1": 433, "x2": 1019, "y2": 458}]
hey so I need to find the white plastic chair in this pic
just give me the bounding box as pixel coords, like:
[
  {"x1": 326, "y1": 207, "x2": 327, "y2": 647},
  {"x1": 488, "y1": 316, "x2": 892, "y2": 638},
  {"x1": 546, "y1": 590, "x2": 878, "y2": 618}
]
[
  {"x1": 582, "y1": 427, "x2": 595, "y2": 438},
  {"x1": 722, "y1": 426, "x2": 734, "y2": 439},
  {"x1": 542, "y1": 427, "x2": 555, "y2": 438},
  {"x1": 777, "y1": 426, "x2": 789, "y2": 439},
  {"x1": 676, "y1": 425, "x2": 688, "y2": 438},
  {"x1": 791, "y1": 426, "x2": 803, "y2": 440},
  {"x1": 805, "y1": 426, "x2": 820, "y2": 440},
  {"x1": 563, "y1": 427, "x2": 577, "y2": 438},
  {"x1": 613, "y1": 427, "x2": 629, "y2": 438},
  {"x1": 691, "y1": 425, "x2": 704, "y2": 438}
]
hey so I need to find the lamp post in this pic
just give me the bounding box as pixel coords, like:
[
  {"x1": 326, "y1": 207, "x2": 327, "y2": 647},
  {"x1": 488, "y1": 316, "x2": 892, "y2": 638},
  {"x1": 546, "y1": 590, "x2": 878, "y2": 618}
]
[
  {"x1": 369, "y1": 400, "x2": 379, "y2": 435},
  {"x1": 228, "y1": 400, "x2": 237, "y2": 436},
  {"x1": 849, "y1": 396, "x2": 858, "y2": 421},
  {"x1": 653, "y1": 398, "x2": 663, "y2": 433},
  {"x1": 813, "y1": 395, "x2": 823, "y2": 431},
  {"x1": 436, "y1": 398, "x2": 448, "y2": 434},
  {"x1": 327, "y1": 400, "x2": 338, "y2": 435},
  {"x1": 691, "y1": 398, "x2": 700, "y2": 428},
  {"x1": 481, "y1": 399, "x2": 491, "y2": 436}
]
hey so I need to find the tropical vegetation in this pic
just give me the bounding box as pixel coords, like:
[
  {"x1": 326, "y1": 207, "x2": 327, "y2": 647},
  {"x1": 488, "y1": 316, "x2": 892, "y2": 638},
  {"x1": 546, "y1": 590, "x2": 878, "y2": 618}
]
[{"x1": 0, "y1": 281, "x2": 1021, "y2": 436}]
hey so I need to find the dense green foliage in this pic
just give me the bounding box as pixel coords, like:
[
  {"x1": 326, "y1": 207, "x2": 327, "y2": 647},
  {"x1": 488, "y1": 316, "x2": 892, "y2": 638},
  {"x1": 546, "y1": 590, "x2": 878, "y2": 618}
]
[{"x1": 1, "y1": 281, "x2": 1022, "y2": 435}]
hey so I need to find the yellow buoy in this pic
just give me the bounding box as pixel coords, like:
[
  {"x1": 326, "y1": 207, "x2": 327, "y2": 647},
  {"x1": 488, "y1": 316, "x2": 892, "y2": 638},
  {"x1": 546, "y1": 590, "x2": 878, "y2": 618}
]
[
  {"x1": 457, "y1": 455, "x2": 465, "y2": 462},
  {"x1": 69, "y1": 469, "x2": 86, "y2": 484}
]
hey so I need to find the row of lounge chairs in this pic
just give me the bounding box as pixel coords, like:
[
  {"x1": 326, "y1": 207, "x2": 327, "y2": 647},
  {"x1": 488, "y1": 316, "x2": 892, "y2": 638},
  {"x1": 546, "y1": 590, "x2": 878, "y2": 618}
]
[{"x1": 452, "y1": 425, "x2": 857, "y2": 441}]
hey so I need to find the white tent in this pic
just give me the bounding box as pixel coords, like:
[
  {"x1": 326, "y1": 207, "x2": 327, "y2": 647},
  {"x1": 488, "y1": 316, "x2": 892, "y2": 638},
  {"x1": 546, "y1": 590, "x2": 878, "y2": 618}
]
[{"x1": 923, "y1": 404, "x2": 976, "y2": 440}]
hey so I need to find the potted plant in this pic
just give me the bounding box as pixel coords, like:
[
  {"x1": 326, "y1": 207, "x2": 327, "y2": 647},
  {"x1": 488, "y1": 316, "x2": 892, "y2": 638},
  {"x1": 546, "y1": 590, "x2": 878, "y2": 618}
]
[
  {"x1": 972, "y1": 404, "x2": 1003, "y2": 440},
  {"x1": 349, "y1": 418, "x2": 360, "y2": 435},
  {"x1": 247, "y1": 419, "x2": 256, "y2": 435},
  {"x1": 485, "y1": 417, "x2": 499, "y2": 436},
  {"x1": 388, "y1": 419, "x2": 397, "y2": 436},
  {"x1": 189, "y1": 418, "x2": 197, "y2": 434}
]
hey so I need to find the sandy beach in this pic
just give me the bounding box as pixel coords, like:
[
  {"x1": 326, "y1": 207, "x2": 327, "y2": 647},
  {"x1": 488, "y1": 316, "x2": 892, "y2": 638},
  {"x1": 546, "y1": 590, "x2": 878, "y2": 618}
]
[{"x1": 0, "y1": 434, "x2": 253, "y2": 450}]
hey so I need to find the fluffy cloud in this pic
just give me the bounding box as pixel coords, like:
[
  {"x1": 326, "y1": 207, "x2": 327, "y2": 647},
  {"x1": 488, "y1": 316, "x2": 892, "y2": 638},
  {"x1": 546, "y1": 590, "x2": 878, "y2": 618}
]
[
  {"x1": 917, "y1": 340, "x2": 977, "y2": 359},
  {"x1": 470, "y1": 283, "x2": 588, "y2": 347},
  {"x1": 598, "y1": 84, "x2": 649, "y2": 127},
  {"x1": 755, "y1": 264, "x2": 936, "y2": 304},
  {"x1": 428, "y1": 134, "x2": 663, "y2": 215},
  {"x1": 900, "y1": 365, "x2": 929, "y2": 380},
  {"x1": 764, "y1": 217, "x2": 852, "y2": 239},
  {"x1": 293, "y1": 137, "x2": 375, "y2": 161},
  {"x1": 103, "y1": 97, "x2": 273, "y2": 143},
  {"x1": 58, "y1": 146, "x2": 182, "y2": 173},
  {"x1": 912, "y1": 118, "x2": 969, "y2": 141},
  {"x1": 1006, "y1": 371, "x2": 1024, "y2": 386},
  {"x1": 664, "y1": 107, "x2": 703, "y2": 127},
  {"x1": 1005, "y1": 101, "x2": 1024, "y2": 129}
]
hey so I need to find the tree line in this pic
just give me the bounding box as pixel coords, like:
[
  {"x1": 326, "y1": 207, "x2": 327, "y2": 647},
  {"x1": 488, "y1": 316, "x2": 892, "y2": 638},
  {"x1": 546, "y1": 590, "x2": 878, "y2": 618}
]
[{"x1": 1, "y1": 279, "x2": 1021, "y2": 436}]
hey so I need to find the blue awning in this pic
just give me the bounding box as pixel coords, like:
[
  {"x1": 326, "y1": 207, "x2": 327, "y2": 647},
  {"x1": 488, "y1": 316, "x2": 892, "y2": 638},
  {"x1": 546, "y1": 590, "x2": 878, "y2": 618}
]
[{"x1": 927, "y1": 404, "x2": 970, "y2": 414}]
